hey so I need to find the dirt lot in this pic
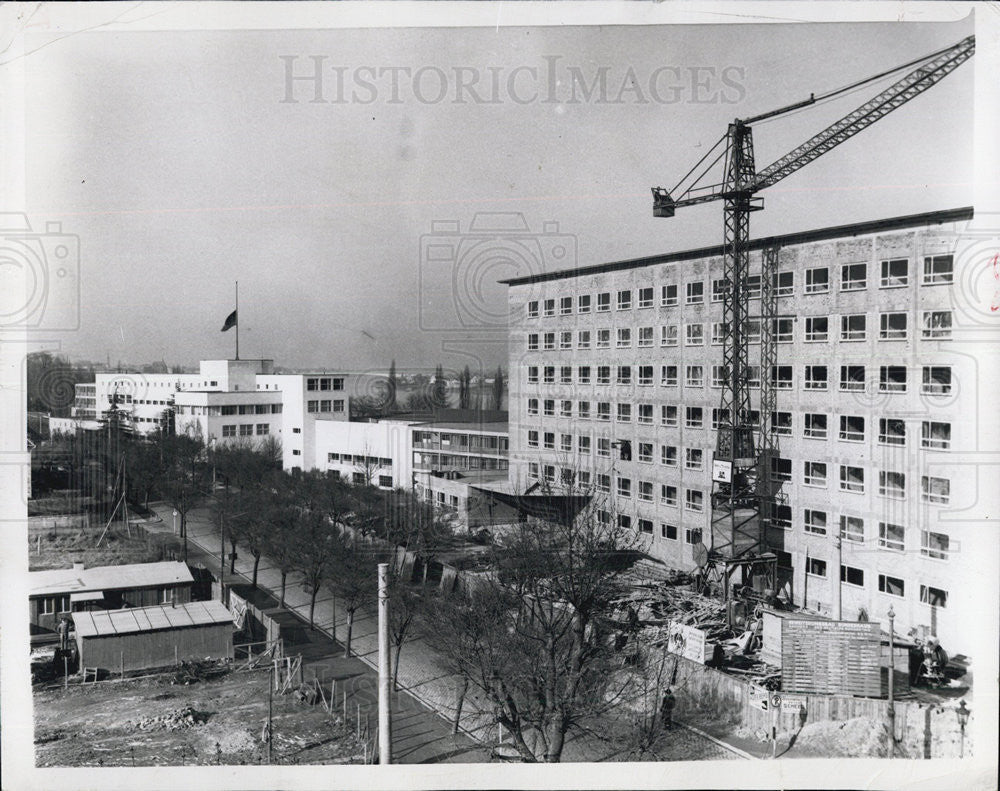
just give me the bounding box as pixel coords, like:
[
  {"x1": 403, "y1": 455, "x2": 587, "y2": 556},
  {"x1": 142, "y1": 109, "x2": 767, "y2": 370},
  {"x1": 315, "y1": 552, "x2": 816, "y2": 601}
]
[
  {"x1": 28, "y1": 519, "x2": 182, "y2": 572},
  {"x1": 34, "y1": 664, "x2": 366, "y2": 766}
]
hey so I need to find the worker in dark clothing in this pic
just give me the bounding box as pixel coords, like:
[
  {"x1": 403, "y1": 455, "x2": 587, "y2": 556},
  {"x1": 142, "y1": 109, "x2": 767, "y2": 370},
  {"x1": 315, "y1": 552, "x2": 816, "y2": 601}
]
[
  {"x1": 57, "y1": 617, "x2": 70, "y2": 651},
  {"x1": 660, "y1": 688, "x2": 676, "y2": 731}
]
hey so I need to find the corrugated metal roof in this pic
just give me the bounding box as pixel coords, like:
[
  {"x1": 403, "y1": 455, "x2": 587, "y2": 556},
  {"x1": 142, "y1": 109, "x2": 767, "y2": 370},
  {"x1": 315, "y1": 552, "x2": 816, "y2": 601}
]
[
  {"x1": 72, "y1": 600, "x2": 232, "y2": 638},
  {"x1": 29, "y1": 561, "x2": 194, "y2": 597}
]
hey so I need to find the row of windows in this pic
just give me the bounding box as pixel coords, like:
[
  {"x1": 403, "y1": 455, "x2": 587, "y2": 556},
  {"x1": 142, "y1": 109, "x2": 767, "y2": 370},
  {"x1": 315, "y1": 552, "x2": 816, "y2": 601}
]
[
  {"x1": 525, "y1": 311, "x2": 952, "y2": 350},
  {"x1": 525, "y1": 256, "x2": 955, "y2": 318},
  {"x1": 221, "y1": 423, "x2": 271, "y2": 437},
  {"x1": 306, "y1": 399, "x2": 346, "y2": 413},
  {"x1": 526, "y1": 363, "x2": 953, "y2": 395},
  {"x1": 306, "y1": 377, "x2": 345, "y2": 392},
  {"x1": 216, "y1": 404, "x2": 283, "y2": 416},
  {"x1": 327, "y1": 453, "x2": 393, "y2": 466},
  {"x1": 801, "y1": 560, "x2": 949, "y2": 607}
]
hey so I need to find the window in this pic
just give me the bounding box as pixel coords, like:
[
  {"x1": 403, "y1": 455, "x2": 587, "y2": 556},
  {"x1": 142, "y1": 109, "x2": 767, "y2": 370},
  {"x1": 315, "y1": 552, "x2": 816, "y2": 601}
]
[
  {"x1": 711, "y1": 322, "x2": 726, "y2": 345},
  {"x1": 560, "y1": 296, "x2": 573, "y2": 315},
  {"x1": 637, "y1": 404, "x2": 653, "y2": 425},
  {"x1": 637, "y1": 442, "x2": 653, "y2": 463},
  {"x1": 661, "y1": 485, "x2": 678, "y2": 506},
  {"x1": 578, "y1": 294, "x2": 591, "y2": 313},
  {"x1": 881, "y1": 258, "x2": 909, "y2": 288},
  {"x1": 712, "y1": 278, "x2": 728, "y2": 302},
  {"x1": 597, "y1": 365, "x2": 611, "y2": 385},
  {"x1": 771, "y1": 456, "x2": 792, "y2": 482},
  {"x1": 661, "y1": 284, "x2": 678, "y2": 306},
  {"x1": 578, "y1": 470, "x2": 591, "y2": 488},
  {"x1": 543, "y1": 465, "x2": 555, "y2": 483},
  {"x1": 922, "y1": 310, "x2": 952, "y2": 339},
  {"x1": 840, "y1": 415, "x2": 864, "y2": 442},
  {"x1": 527, "y1": 300, "x2": 539, "y2": 317},
  {"x1": 805, "y1": 316, "x2": 828, "y2": 342},
  {"x1": 747, "y1": 319, "x2": 761, "y2": 344},
  {"x1": 879, "y1": 366, "x2": 907, "y2": 393},
  {"x1": 617, "y1": 289, "x2": 632, "y2": 310},
  {"x1": 921, "y1": 530, "x2": 950, "y2": 560},
  {"x1": 685, "y1": 528, "x2": 704, "y2": 545},
  {"x1": 804, "y1": 413, "x2": 827, "y2": 439},
  {"x1": 840, "y1": 565, "x2": 865, "y2": 587},
  {"x1": 597, "y1": 438, "x2": 611, "y2": 458},
  {"x1": 561, "y1": 434, "x2": 573, "y2": 452},
  {"x1": 617, "y1": 403, "x2": 631, "y2": 423},
  {"x1": 685, "y1": 365, "x2": 704, "y2": 388},
  {"x1": 662, "y1": 405, "x2": 678, "y2": 427},
  {"x1": 638, "y1": 365, "x2": 653, "y2": 386},
  {"x1": 560, "y1": 331, "x2": 572, "y2": 350},
  {"x1": 597, "y1": 292, "x2": 611, "y2": 312},
  {"x1": 578, "y1": 400, "x2": 591, "y2": 419},
  {"x1": 661, "y1": 445, "x2": 678, "y2": 467},
  {"x1": 773, "y1": 317, "x2": 794, "y2": 342},
  {"x1": 921, "y1": 421, "x2": 951, "y2": 450},
  {"x1": 879, "y1": 522, "x2": 905, "y2": 552},
  {"x1": 597, "y1": 328, "x2": 611, "y2": 348},
  {"x1": 577, "y1": 330, "x2": 591, "y2": 349},
  {"x1": 879, "y1": 471, "x2": 906, "y2": 499},
  {"x1": 922, "y1": 366, "x2": 952, "y2": 395},
  {"x1": 879, "y1": 312, "x2": 908, "y2": 341},
  {"x1": 637, "y1": 326, "x2": 654, "y2": 347},
  {"x1": 772, "y1": 411, "x2": 792, "y2": 436},
  {"x1": 840, "y1": 365, "x2": 865, "y2": 392},
  {"x1": 560, "y1": 400, "x2": 572, "y2": 418},
  {"x1": 222, "y1": 424, "x2": 236, "y2": 437},
  {"x1": 256, "y1": 424, "x2": 269, "y2": 435},
  {"x1": 840, "y1": 465, "x2": 865, "y2": 493},
  {"x1": 805, "y1": 266, "x2": 829, "y2": 294},
  {"x1": 773, "y1": 271, "x2": 794, "y2": 297},
  {"x1": 841, "y1": 314, "x2": 867, "y2": 341},
  {"x1": 616, "y1": 365, "x2": 631, "y2": 385},
  {"x1": 771, "y1": 365, "x2": 792, "y2": 390},
  {"x1": 920, "y1": 585, "x2": 948, "y2": 607},
  {"x1": 923, "y1": 254, "x2": 953, "y2": 285},
  {"x1": 878, "y1": 418, "x2": 906, "y2": 446},
  {"x1": 527, "y1": 398, "x2": 538, "y2": 415},
  {"x1": 661, "y1": 325, "x2": 678, "y2": 346},
  {"x1": 597, "y1": 402, "x2": 611, "y2": 421},
  {"x1": 804, "y1": 509, "x2": 827, "y2": 535},
  {"x1": 527, "y1": 430, "x2": 539, "y2": 448},
  {"x1": 879, "y1": 575, "x2": 905, "y2": 598},
  {"x1": 578, "y1": 435, "x2": 592, "y2": 455},
  {"x1": 684, "y1": 489, "x2": 704, "y2": 512},
  {"x1": 686, "y1": 281, "x2": 704, "y2": 305},
  {"x1": 616, "y1": 328, "x2": 632, "y2": 348},
  {"x1": 840, "y1": 515, "x2": 865, "y2": 543},
  {"x1": 685, "y1": 448, "x2": 704, "y2": 470},
  {"x1": 527, "y1": 366, "x2": 539, "y2": 384},
  {"x1": 804, "y1": 365, "x2": 827, "y2": 391},
  {"x1": 661, "y1": 523, "x2": 678, "y2": 541},
  {"x1": 746, "y1": 275, "x2": 761, "y2": 299},
  {"x1": 596, "y1": 473, "x2": 610, "y2": 493},
  {"x1": 543, "y1": 332, "x2": 555, "y2": 350},
  {"x1": 921, "y1": 475, "x2": 950, "y2": 505},
  {"x1": 638, "y1": 287, "x2": 654, "y2": 308},
  {"x1": 685, "y1": 407, "x2": 703, "y2": 429},
  {"x1": 806, "y1": 558, "x2": 827, "y2": 578},
  {"x1": 685, "y1": 324, "x2": 704, "y2": 346},
  {"x1": 543, "y1": 399, "x2": 555, "y2": 416},
  {"x1": 528, "y1": 462, "x2": 539, "y2": 480},
  {"x1": 804, "y1": 461, "x2": 827, "y2": 487},
  {"x1": 543, "y1": 366, "x2": 555, "y2": 384},
  {"x1": 841, "y1": 263, "x2": 867, "y2": 291},
  {"x1": 747, "y1": 366, "x2": 761, "y2": 389},
  {"x1": 577, "y1": 366, "x2": 591, "y2": 384},
  {"x1": 617, "y1": 476, "x2": 632, "y2": 498},
  {"x1": 711, "y1": 365, "x2": 725, "y2": 388},
  {"x1": 770, "y1": 504, "x2": 792, "y2": 529},
  {"x1": 711, "y1": 408, "x2": 729, "y2": 430},
  {"x1": 239, "y1": 424, "x2": 253, "y2": 436},
  {"x1": 543, "y1": 298, "x2": 555, "y2": 316},
  {"x1": 638, "y1": 481, "x2": 654, "y2": 502},
  {"x1": 637, "y1": 518, "x2": 653, "y2": 535},
  {"x1": 543, "y1": 432, "x2": 555, "y2": 449}
]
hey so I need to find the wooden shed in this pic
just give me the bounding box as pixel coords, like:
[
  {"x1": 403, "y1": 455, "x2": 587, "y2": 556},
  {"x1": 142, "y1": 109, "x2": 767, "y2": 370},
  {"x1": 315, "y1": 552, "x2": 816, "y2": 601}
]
[{"x1": 72, "y1": 600, "x2": 234, "y2": 673}]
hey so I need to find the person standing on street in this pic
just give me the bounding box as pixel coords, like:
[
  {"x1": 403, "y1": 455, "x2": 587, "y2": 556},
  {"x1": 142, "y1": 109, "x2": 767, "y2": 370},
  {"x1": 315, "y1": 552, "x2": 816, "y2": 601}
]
[{"x1": 660, "y1": 688, "x2": 676, "y2": 731}]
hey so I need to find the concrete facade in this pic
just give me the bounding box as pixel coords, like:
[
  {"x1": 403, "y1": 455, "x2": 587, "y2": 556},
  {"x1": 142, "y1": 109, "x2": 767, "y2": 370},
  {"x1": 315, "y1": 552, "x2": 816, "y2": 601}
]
[{"x1": 503, "y1": 207, "x2": 992, "y2": 656}]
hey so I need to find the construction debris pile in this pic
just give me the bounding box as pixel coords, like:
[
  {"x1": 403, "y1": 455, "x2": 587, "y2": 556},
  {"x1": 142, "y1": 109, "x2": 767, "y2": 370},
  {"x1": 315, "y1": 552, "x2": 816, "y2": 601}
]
[{"x1": 127, "y1": 705, "x2": 209, "y2": 731}]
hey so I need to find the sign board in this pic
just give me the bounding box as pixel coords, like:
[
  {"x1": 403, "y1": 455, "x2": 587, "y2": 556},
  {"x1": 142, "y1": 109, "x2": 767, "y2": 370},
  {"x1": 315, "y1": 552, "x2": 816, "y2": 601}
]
[
  {"x1": 712, "y1": 458, "x2": 733, "y2": 483},
  {"x1": 781, "y1": 619, "x2": 881, "y2": 697},
  {"x1": 664, "y1": 620, "x2": 711, "y2": 664}
]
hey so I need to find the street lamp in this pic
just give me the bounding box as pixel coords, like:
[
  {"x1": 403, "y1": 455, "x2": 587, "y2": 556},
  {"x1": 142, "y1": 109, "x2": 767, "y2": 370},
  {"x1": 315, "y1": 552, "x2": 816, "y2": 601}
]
[
  {"x1": 887, "y1": 605, "x2": 895, "y2": 759},
  {"x1": 956, "y1": 699, "x2": 969, "y2": 758}
]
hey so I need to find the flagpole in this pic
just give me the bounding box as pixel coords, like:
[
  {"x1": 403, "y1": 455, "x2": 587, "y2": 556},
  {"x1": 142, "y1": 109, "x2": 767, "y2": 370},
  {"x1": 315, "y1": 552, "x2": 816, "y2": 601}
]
[{"x1": 235, "y1": 281, "x2": 239, "y2": 360}]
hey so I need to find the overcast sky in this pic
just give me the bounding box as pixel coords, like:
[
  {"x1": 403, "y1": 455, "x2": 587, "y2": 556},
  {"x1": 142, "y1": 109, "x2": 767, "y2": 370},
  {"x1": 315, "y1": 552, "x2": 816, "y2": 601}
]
[{"x1": 22, "y1": 17, "x2": 973, "y2": 374}]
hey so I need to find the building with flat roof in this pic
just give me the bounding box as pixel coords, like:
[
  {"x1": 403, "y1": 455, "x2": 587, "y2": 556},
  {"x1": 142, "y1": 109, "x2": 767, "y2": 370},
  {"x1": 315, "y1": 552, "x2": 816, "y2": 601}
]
[{"x1": 502, "y1": 207, "x2": 990, "y2": 656}]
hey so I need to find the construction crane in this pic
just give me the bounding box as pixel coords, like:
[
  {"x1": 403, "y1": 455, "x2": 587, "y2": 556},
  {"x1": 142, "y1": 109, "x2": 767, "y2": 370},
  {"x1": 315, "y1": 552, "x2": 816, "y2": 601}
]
[{"x1": 651, "y1": 36, "x2": 974, "y2": 610}]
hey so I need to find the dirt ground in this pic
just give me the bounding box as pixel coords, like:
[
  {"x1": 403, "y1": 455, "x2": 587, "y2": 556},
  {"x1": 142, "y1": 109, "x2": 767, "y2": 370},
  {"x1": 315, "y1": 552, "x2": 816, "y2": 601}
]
[
  {"x1": 28, "y1": 520, "x2": 182, "y2": 572},
  {"x1": 34, "y1": 664, "x2": 366, "y2": 767}
]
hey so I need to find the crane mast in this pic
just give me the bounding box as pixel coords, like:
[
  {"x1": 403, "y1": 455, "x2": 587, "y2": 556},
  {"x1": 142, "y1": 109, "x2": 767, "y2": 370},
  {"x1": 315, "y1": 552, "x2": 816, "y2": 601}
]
[{"x1": 651, "y1": 36, "x2": 974, "y2": 609}]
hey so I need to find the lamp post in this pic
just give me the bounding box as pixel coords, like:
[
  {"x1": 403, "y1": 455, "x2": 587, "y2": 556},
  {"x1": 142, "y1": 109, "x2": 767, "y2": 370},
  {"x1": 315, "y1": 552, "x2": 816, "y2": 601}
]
[
  {"x1": 956, "y1": 699, "x2": 969, "y2": 758},
  {"x1": 887, "y1": 605, "x2": 895, "y2": 758}
]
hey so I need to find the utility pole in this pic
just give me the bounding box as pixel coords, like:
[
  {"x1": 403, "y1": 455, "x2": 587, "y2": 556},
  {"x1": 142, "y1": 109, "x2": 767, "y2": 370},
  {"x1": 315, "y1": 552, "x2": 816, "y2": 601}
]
[
  {"x1": 887, "y1": 606, "x2": 895, "y2": 758},
  {"x1": 220, "y1": 513, "x2": 226, "y2": 603},
  {"x1": 377, "y1": 562, "x2": 392, "y2": 764}
]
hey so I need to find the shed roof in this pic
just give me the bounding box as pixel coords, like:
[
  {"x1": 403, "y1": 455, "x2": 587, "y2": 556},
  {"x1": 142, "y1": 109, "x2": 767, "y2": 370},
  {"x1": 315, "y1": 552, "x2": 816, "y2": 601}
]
[
  {"x1": 72, "y1": 600, "x2": 232, "y2": 638},
  {"x1": 30, "y1": 561, "x2": 194, "y2": 597}
]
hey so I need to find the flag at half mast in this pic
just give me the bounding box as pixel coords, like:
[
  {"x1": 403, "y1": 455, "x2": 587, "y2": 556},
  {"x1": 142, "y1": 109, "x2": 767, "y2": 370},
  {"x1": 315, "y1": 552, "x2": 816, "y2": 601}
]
[{"x1": 221, "y1": 310, "x2": 237, "y2": 332}]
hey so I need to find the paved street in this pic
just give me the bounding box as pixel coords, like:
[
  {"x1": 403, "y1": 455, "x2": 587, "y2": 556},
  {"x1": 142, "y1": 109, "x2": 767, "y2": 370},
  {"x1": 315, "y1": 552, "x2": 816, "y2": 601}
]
[{"x1": 147, "y1": 501, "x2": 747, "y2": 763}]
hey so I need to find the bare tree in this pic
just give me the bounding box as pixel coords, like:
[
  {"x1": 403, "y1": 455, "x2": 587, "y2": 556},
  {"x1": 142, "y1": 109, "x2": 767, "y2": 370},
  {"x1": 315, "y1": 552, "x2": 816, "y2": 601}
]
[
  {"x1": 492, "y1": 366, "x2": 504, "y2": 411},
  {"x1": 327, "y1": 532, "x2": 378, "y2": 657}
]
